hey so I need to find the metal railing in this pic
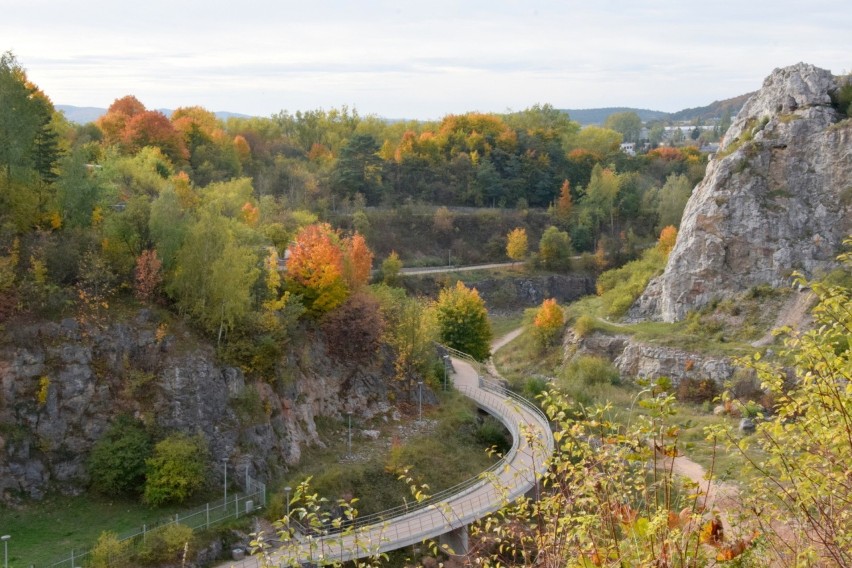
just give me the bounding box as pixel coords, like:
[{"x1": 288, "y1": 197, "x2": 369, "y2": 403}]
[{"x1": 226, "y1": 348, "x2": 554, "y2": 567}]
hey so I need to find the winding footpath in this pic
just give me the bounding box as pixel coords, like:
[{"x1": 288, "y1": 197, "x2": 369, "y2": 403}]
[{"x1": 223, "y1": 337, "x2": 553, "y2": 567}]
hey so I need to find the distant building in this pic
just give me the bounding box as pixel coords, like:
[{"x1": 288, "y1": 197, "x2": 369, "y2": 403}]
[{"x1": 620, "y1": 142, "x2": 636, "y2": 156}]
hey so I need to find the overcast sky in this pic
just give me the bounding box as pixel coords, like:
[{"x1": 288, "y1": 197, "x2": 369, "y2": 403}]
[{"x1": 3, "y1": 0, "x2": 849, "y2": 120}]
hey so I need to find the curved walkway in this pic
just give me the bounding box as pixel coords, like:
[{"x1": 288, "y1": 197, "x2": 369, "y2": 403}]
[{"x1": 225, "y1": 350, "x2": 553, "y2": 566}]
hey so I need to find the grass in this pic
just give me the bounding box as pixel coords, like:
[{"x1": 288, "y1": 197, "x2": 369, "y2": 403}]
[
  {"x1": 0, "y1": 493, "x2": 187, "y2": 567},
  {"x1": 266, "y1": 390, "x2": 502, "y2": 522},
  {"x1": 489, "y1": 311, "x2": 525, "y2": 339},
  {"x1": 5, "y1": 390, "x2": 503, "y2": 567},
  {"x1": 492, "y1": 304, "x2": 763, "y2": 486}
]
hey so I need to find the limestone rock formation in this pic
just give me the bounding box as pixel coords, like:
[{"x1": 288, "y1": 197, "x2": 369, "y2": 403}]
[
  {"x1": 0, "y1": 311, "x2": 398, "y2": 500},
  {"x1": 631, "y1": 63, "x2": 851, "y2": 322}
]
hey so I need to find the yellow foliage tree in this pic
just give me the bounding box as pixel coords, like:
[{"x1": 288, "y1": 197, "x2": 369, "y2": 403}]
[{"x1": 506, "y1": 227, "x2": 528, "y2": 265}]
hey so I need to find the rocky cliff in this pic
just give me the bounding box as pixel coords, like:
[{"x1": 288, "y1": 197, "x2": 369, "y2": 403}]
[
  {"x1": 632, "y1": 63, "x2": 851, "y2": 322},
  {"x1": 0, "y1": 310, "x2": 401, "y2": 501}
]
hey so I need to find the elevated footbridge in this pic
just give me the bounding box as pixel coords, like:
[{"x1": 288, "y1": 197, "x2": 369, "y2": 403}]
[{"x1": 225, "y1": 346, "x2": 554, "y2": 566}]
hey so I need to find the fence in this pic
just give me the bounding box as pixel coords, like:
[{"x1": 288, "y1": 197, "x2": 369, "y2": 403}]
[{"x1": 41, "y1": 474, "x2": 266, "y2": 568}]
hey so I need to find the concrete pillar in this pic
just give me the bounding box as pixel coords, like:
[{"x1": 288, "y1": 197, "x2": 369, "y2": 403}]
[{"x1": 439, "y1": 525, "x2": 469, "y2": 556}]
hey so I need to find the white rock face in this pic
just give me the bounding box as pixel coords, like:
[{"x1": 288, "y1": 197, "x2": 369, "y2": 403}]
[{"x1": 632, "y1": 63, "x2": 852, "y2": 322}]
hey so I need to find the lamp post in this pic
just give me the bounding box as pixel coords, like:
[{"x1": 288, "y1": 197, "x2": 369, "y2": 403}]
[
  {"x1": 442, "y1": 354, "x2": 449, "y2": 391},
  {"x1": 347, "y1": 412, "x2": 352, "y2": 456},
  {"x1": 223, "y1": 459, "x2": 228, "y2": 506},
  {"x1": 284, "y1": 485, "x2": 292, "y2": 527},
  {"x1": 2, "y1": 534, "x2": 10, "y2": 568},
  {"x1": 418, "y1": 380, "x2": 423, "y2": 422}
]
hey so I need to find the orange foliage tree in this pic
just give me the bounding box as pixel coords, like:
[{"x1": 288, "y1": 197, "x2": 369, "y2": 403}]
[
  {"x1": 285, "y1": 223, "x2": 347, "y2": 315},
  {"x1": 96, "y1": 95, "x2": 187, "y2": 163},
  {"x1": 551, "y1": 179, "x2": 573, "y2": 223},
  {"x1": 96, "y1": 95, "x2": 145, "y2": 146},
  {"x1": 342, "y1": 232, "x2": 373, "y2": 290},
  {"x1": 134, "y1": 249, "x2": 163, "y2": 302},
  {"x1": 657, "y1": 225, "x2": 678, "y2": 255},
  {"x1": 533, "y1": 298, "x2": 564, "y2": 347}
]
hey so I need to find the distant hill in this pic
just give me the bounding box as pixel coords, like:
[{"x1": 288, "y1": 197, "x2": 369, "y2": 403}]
[
  {"x1": 561, "y1": 94, "x2": 751, "y2": 126},
  {"x1": 561, "y1": 107, "x2": 669, "y2": 125},
  {"x1": 56, "y1": 105, "x2": 252, "y2": 124},
  {"x1": 56, "y1": 105, "x2": 106, "y2": 124},
  {"x1": 667, "y1": 93, "x2": 753, "y2": 122}
]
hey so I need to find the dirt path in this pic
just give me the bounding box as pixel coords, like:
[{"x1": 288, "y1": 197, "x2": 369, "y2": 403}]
[
  {"x1": 752, "y1": 289, "x2": 815, "y2": 347},
  {"x1": 666, "y1": 455, "x2": 740, "y2": 518},
  {"x1": 486, "y1": 327, "x2": 524, "y2": 377}
]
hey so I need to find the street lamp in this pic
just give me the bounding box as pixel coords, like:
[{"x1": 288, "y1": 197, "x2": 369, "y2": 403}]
[
  {"x1": 347, "y1": 412, "x2": 352, "y2": 456},
  {"x1": 2, "y1": 534, "x2": 10, "y2": 568},
  {"x1": 442, "y1": 354, "x2": 450, "y2": 391},
  {"x1": 222, "y1": 459, "x2": 228, "y2": 506},
  {"x1": 418, "y1": 380, "x2": 423, "y2": 422},
  {"x1": 284, "y1": 486, "x2": 292, "y2": 526}
]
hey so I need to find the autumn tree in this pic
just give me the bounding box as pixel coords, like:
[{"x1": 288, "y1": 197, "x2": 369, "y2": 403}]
[
  {"x1": 657, "y1": 225, "x2": 678, "y2": 255},
  {"x1": 380, "y1": 251, "x2": 403, "y2": 286},
  {"x1": 549, "y1": 179, "x2": 573, "y2": 225},
  {"x1": 134, "y1": 249, "x2": 162, "y2": 302},
  {"x1": 505, "y1": 227, "x2": 528, "y2": 265},
  {"x1": 435, "y1": 281, "x2": 492, "y2": 361},
  {"x1": 285, "y1": 223, "x2": 348, "y2": 315},
  {"x1": 342, "y1": 232, "x2": 373, "y2": 290},
  {"x1": 532, "y1": 298, "x2": 564, "y2": 347}
]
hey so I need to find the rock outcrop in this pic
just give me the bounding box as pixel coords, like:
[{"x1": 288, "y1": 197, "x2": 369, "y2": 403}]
[
  {"x1": 632, "y1": 63, "x2": 851, "y2": 322},
  {"x1": 563, "y1": 330, "x2": 736, "y2": 386},
  {"x1": 0, "y1": 311, "x2": 401, "y2": 501}
]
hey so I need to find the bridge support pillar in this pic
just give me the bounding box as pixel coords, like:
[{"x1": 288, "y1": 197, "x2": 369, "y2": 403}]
[{"x1": 439, "y1": 525, "x2": 469, "y2": 557}]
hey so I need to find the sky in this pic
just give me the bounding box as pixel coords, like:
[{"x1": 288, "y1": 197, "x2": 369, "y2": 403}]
[{"x1": 3, "y1": 0, "x2": 850, "y2": 121}]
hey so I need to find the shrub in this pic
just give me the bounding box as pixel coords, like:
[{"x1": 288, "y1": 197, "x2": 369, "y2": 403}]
[
  {"x1": 562, "y1": 355, "x2": 620, "y2": 388},
  {"x1": 596, "y1": 247, "x2": 666, "y2": 319},
  {"x1": 143, "y1": 432, "x2": 209, "y2": 506},
  {"x1": 138, "y1": 523, "x2": 196, "y2": 565},
  {"x1": 675, "y1": 377, "x2": 719, "y2": 404},
  {"x1": 89, "y1": 531, "x2": 131, "y2": 568},
  {"x1": 88, "y1": 416, "x2": 152, "y2": 496},
  {"x1": 573, "y1": 315, "x2": 597, "y2": 338}
]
